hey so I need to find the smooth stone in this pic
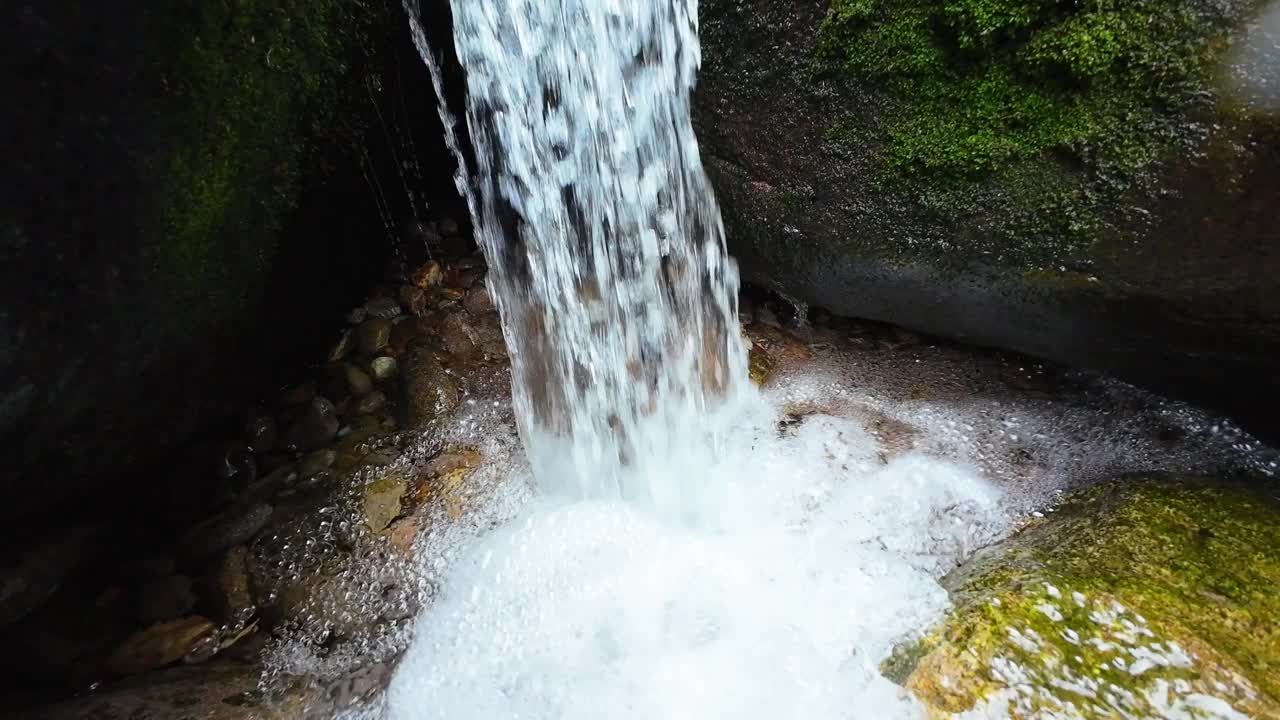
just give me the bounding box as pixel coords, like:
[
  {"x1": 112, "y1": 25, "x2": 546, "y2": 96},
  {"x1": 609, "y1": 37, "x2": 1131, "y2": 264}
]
[
  {"x1": 463, "y1": 284, "x2": 494, "y2": 316},
  {"x1": 345, "y1": 364, "x2": 373, "y2": 397},
  {"x1": 287, "y1": 396, "x2": 339, "y2": 452},
  {"x1": 370, "y1": 356, "x2": 398, "y2": 382},
  {"x1": 244, "y1": 413, "x2": 277, "y2": 454},
  {"x1": 355, "y1": 391, "x2": 387, "y2": 416},
  {"x1": 399, "y1": 285, "x2": 428, "y2": 316},
  {"x1": 411, "y1": 261, "x2": 443, "y2": 289},
  {"x1": 357, "y1": 318, "x2": 393, "y2": 354},
  {"x1": 365, "y1": 296, "x2": 402, "y2": 320},
  {"x1": 134, "y1": 575, "x2": 196, "y2": 624},
  {"x1": 177, "y1": 503, "x2": 273, "y2": 567},
  {"x1": 298, "y1": 449, "x2": 336, "y2": 478},
  {"x1": 362, "y1": 474, "x2": 407, "y2": 534},
  {"x1": 403, "y1": 348, "x2": 460, "y2": 427},
  {"x1": 327, "y1": 330, "x2": 354, "y2": 362}
]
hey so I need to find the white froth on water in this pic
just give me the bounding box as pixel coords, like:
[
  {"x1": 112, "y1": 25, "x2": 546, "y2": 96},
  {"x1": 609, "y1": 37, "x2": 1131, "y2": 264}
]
[{"x1": 386, "y1": 392, "x2": 1008, "y2": 720}]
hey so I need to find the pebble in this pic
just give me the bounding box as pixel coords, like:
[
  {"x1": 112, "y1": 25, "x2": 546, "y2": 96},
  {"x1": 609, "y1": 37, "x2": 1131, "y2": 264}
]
[
  {"x1": 106, "y1": 616, "x2": 216, "y2": 676},
  {"x1": 463, "y1": 284, "x2": 495, "y2": 316},
  {"x1": 403, "y1": 348, "x2": 461, "y2": 426},
  {"x1": 399, "y1": 285, "x2": 429, "y2": 316},
  {"x1": 299, "y1": 448, "x2": 336, "y2": 478},
  {"x1": 177, "y1": 503, "x2": 273, "y2": 567},
  {"x1": 328, "y1": 330, "x2": 354, "y2": 362},
  {"x1": 357, "y1": 318, "x2": 393, "y2": 354},
  {"x1": 411, "y1": 261, "x2": 443, "y2": 289},
  {"x1": 365, "y1": 296, "x2": 403, "y2": 320},
  {"x1": 345, "y1": 364, "x2": 374, "y2": 397},
  {"x1": 363, "y1": 474, "x2": 407, "y2": 533},
  {"x1": 287, "y1": 396, "x2": 340, "y2": 451},
  {"x1": 370, "y1": 356, "x2": 398, "y2": 381},
  {"x1": 355, "y1": 390, "x2": 387, "y2": 416}
]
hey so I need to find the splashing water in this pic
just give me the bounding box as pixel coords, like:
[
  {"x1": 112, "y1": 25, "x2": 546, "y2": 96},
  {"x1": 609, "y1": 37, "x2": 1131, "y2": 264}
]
[
  {"x1": 379, "y1": 2, "x2": 1264, "y2": 719},
  {"x1": 413, "y1": 0, "x2": 746, "y2": 515}
]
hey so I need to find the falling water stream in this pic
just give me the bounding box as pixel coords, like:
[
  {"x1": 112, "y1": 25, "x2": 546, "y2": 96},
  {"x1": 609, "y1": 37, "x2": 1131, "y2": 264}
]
[{"x1": 380, "y1": 2, "x2": 1265, "y2": 718}]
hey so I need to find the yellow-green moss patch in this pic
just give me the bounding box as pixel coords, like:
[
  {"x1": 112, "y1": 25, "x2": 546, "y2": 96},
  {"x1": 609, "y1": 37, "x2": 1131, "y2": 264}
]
[{"x1": 890, "y1": 475, "x2": 1280, "y2": 717}]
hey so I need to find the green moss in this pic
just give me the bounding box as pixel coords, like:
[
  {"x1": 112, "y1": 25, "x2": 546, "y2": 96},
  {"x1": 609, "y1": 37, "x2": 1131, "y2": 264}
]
[
  {"x1": 817, "y1": 0, "x2": 1257, "y2": 262},
  {"x1": 151, "y1": 0, "x2": 378, "y2": 320},
  {"x1": 897, "y1": 475, "x2": 1280, "y2": 716}
]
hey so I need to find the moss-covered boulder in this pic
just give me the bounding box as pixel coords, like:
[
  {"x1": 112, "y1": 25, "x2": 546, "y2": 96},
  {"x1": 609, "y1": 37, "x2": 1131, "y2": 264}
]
[
  {"x1": 695, "y1": 0, "x2": 1280, "y2": 433},
  {"x1": 885, "y1": 474, "x2": 1280, "y2": 717},
  {"x1": 0, "y1": 0, "x2": 390, "y2": 523}
]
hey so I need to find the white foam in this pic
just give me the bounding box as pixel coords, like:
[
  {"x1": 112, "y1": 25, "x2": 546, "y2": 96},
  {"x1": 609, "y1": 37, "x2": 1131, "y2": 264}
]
[{"x1": 387, "y1": 395, "x2": 1008, "y2": 720}]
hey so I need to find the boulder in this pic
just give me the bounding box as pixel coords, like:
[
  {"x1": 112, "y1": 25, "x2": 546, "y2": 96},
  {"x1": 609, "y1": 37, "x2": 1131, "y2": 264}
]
[
  {"x1": 886, "y1": 474, "x2": 1280, "y2": 717},
  {"x1": 0, "y1": 0, "x2": 391, "y2": 525},
  {"x1": 696, "y1": 0, "x2": 1280, "y2": 434}
]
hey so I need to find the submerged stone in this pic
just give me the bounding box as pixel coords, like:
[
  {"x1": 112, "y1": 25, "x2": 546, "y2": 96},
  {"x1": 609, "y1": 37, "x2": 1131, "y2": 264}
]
[{"x1": 890, "y1": 474, "x2": 1280, "y2": 717}]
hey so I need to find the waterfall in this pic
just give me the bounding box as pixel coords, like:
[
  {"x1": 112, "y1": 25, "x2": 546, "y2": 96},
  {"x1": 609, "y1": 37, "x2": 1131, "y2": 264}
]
[{"x1": 408, "y1": 0, "x2": 748, "y2": 514}]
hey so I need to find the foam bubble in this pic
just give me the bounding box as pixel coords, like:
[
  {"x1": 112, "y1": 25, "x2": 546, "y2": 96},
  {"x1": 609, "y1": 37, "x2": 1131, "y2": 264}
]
[{"x1": 387, "y1": 397, "x2": 1007, "y2": 720}]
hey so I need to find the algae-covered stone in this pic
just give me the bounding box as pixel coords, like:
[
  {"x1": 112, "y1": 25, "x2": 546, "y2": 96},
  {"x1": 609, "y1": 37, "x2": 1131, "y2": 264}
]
[
  {"x1": 890, "y1": 474, "x2": 1280, "y2": 717},
  {"x1": 363, "y1": 474, "x2": 407, "y2": 534},
  {"x1": 695, "y1": 0, "x2": 1280, "y2": 431}
]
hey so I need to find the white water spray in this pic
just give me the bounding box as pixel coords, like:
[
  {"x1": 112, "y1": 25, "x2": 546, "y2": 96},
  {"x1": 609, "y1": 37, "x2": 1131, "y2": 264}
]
[{"x1": 409, "y1": 0, "x2": 747, "y2": 515}]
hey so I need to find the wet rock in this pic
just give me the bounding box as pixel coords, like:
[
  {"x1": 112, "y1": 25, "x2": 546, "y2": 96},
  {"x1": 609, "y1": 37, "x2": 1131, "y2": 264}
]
[
  {"x1": 389, "y1": 317, "x2": 426, "y2": 354},
  {"x1": 213, "y1": 546, "x2": 254, "y2": 624},
  {"x1": 356, "y1": 317, "x2": 393, "y2": 355},
  {"x1": 362, "y1": 474, "x2": 407, "y2": 533},
  {"x1": 344, "y1": 364, "x2": 373, "y2": 397},
  {"x1": 327, "y1": 330, "x2": 354, "y2": 362},
  {"x1": 365, "y1": 296, "x2": 402, "y2": 320},
  {"x1": 890, "y1": 475, "x2": 1280, "y2": 718},
  {"x1": 440, "y1": 312, "x2": 479, "y2": 360},
  {"x1": 0, "y1": 525, "x2": 98, "y2": 626},
  {"x1": 399, "y1": 285, "x2": 429, "y2": 316},
  {"x1": 445, "y1": 266, "x2": 484, "y2": 290},
  {"x1": 748, "y1": 344, "x2": 775, "y2": 386},
  {"x1": 386, "y1": 517, "x2": 419, "y2": 555},
  {"x1": 106, "y1": 616, "x2": 216, "y2": 676},
  {"x1": 287, "y1": 396, "x2": 339, "y2": 452},
  {"x1": 355, "y1": 390, "x2": 387, "y2": 416},
  {"x1": 245, "y1": 413, "x2": 277, "y2": 454},
  {"x1": 298, "y1": 449, "x2": 336, "y2": 478},
  {"x1": 278, "y1": 381, "x2": 315, "y2": 408},
  {"x1": 216, "y1": 443, "x2": 257, "y2": 492},
  {"x1": 411, "y1": 261, "x2": 443, "y2": 289},
  {"x1": 134, "y1": 575, "x2": 196, "y2": 624},
  {"x1": 403, "y1": 348, "x2": 460, "y2": 426},
  {"x1": 178, "y1": 503, "x2": 273, "y2": 567},
  {"x1": 463, "y1": 283, "x2": 495, "y2": 316},
  {"x1": 324, "y1": 661, "x2": 395, "y2": 713},
  {"x1": 370, "y1": 355, "x2": 398, "y2": 382},
  {"x1": 435, "y1": 287, "x2": 466, "y2": 306}
]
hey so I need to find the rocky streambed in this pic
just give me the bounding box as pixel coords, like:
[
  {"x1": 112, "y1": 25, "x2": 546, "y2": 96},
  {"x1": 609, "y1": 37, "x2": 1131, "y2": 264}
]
[{"x1": 3, "y1": 231, "x2": 1276, "y2": 719}]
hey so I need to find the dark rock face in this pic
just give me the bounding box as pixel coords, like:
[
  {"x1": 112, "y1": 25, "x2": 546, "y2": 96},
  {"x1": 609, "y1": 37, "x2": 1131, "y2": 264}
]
[
  {"x1": 0, "y1": 1, "x2": 466, "y2": 526},
  {"x1": 696, "y1": 0, "x2": 1280, "y2": 433}
]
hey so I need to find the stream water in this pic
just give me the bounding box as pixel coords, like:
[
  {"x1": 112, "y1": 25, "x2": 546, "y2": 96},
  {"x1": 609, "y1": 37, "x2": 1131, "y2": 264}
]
[{"x1": 383, "y1": 1, "x2": 1267, "y2": 718}]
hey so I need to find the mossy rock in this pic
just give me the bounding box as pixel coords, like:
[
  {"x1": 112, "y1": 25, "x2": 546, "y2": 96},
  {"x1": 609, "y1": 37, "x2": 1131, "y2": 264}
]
[
  {"x1": 887, "y1": 474, "x2": 1280, "y2": 717},
  {"x1": 1, "y1": 0, "x2": 390, "y2": 523},
  {"x1": 695, "y1": 0, "x2": 1280, "y2": 434}
]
